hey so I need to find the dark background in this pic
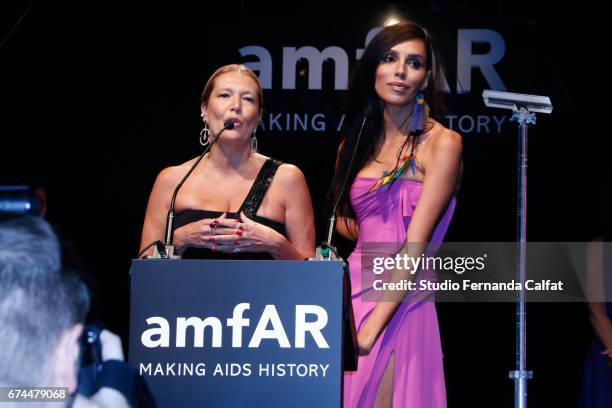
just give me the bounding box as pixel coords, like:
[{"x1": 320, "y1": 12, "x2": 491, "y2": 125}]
[{"x1": 1, "y1": 0, "x2": 610, "y2": 406}]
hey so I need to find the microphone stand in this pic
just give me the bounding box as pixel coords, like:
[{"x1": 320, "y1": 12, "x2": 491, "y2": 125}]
[
  {"x1": 152, "y1": 120, "x2": 235, "y2": 259},
  {"x1": 311, "y1": 109, "x2": 370, "y2": 372},
  {"x1": 319, "y1": 110, "x2": 369, "y2": 260}
]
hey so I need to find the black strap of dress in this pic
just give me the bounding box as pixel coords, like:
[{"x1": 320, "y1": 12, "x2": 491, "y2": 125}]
[{"x1": 236, "y1": 158, "x2": 283, "y2": 219}]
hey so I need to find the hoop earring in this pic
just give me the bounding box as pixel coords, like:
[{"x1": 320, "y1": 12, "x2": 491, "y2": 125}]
[
  {"x1": 199, "y1": 122, "x2": 210, "y2": 147},
  {"x1": 250, "y1": 129, "x2": 258, "y2": 153}
]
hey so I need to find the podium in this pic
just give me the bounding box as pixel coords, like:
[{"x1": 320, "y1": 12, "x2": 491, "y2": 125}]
[{"x1": 129, "y1": 259, "x2": 356, "y2": 407}]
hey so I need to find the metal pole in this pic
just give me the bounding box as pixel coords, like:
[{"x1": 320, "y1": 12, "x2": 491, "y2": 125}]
[{"x1": 509, "y1": 107, "x2": 535, "y2": 408}]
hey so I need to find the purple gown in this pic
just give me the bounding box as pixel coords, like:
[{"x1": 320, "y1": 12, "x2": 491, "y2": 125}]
[{"x1": 343, "y1": 177, "x2": 456, "y2": 408}]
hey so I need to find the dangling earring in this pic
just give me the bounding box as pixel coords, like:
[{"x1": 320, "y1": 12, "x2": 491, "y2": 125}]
[
  {"x1": 199, "y1": 121, "x2": 210, "y2": 147},
  {"x1": 250, "y1": 128, "x2": 258, "y2": 153},
  {"x1": 409, "y1": 91, "x2": 430, "y2": 133},
  {"x1": 370, "y1": 92, "x2": 428, "y2": 193}
]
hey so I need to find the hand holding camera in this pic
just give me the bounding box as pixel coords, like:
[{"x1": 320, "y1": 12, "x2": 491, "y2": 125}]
[
  {"x1": 99, "y1": 330, "x2": 124, "y2": 362},
  {"x1": 78, "y1": 323, "x2": 155, "y2": 407}
]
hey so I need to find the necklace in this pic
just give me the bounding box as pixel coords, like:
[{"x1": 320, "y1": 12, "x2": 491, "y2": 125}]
[
  {"x1": 369, "y1": 94, "x2": 429, "y2": 193},
  {"x1": 369, "y1": 133, "x2": 418, "y2": 193}
]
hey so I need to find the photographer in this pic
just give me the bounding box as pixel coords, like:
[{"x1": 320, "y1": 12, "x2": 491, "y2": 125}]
[{"x1": 0, "y1": 215, "x2": 144, "y2": 407}]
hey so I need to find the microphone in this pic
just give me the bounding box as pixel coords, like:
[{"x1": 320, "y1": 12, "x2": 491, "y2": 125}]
[
  {"x1": 318, "y1": 108, "x2": 372, "y2": 260},
  {"x1": 157, "y1": 119, "x2": 235, "y2": 259},
  {"x1": 313, "y1": 109, "x2": 371, "y2": 372},
  {"x1": 155, "y1": 240, "x2": 167, "y2": 259}
]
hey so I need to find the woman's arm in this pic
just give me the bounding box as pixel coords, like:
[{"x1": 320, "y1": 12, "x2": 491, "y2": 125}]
[
  {"x1": 358, "y1": 129, "x2": 462, "y2": 354},
  {"x1": 139, "y1": 166, "x2": 221, "y2": 257},
  {"x1": 335, "y1": 217, "x2": 359, "y2": 241},
  {"x1": 585, "y1": 239, "x2": 612, "y2": 361},
  {"x1": 262, "y1": 164, "x2": 315, "y2": 259},
  {"x1": 332, "y1": 140, "x2": 359, "y2": 241},
  {"x1": 588, "y1": 302, "x2": 612, "y2": 350},
  {"x1": 139, "y1": 167, "x2": 179, "y2": 257}
]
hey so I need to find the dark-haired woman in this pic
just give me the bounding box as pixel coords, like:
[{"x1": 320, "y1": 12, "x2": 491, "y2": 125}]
[{"x1": 328, "y1": 22, "x2": 462, "y2": 407}]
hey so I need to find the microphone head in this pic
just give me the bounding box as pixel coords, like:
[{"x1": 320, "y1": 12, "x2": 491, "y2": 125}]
[
  {"x1": 155, "y1": 240, "x2": 168, "y2": 258},
  {"x1": 223, "y1": 119, "x2": 235, "y2": 130}
]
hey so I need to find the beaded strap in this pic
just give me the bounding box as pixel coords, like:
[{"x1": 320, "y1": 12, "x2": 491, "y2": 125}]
[{"x1": 237, "y1": 158, "x2": 283, "y2": 219}]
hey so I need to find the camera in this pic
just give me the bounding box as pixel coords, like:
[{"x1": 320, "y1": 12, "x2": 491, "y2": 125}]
[
  {"x1": 76, "y1": 321, "x2": 105, "y2": 396},
  {"x1": 75, "y1": 323, "x2": 156, "y2": 406},
  {"x1": 0, "y1": 186, "x2": 45, "y2": 216}
]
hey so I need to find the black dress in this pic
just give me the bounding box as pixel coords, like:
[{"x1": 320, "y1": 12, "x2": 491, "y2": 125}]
[{"x1": 173, "y1": 158, "x2": 285, "y2": 260}]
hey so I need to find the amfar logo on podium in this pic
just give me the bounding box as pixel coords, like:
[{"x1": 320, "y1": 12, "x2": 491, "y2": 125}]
[
  {"x1": 239, "y1": 28, "x2": 507, "y2": 93},
  {"x1": 140, "y1": 303, "x2": 330, "y2": 348}
]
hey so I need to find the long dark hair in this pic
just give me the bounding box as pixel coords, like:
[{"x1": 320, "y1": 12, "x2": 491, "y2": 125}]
[{"x1": 326, "y1": 21, "x2": 446, "y2": 229}]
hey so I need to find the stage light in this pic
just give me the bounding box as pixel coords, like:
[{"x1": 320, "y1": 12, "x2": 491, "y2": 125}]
[
  {"x1": 383, "y1": 16, "x2": 402, "y2": 27},
  {"x1": 482, "y1": 90, "x2": 553, "y2": 114}
]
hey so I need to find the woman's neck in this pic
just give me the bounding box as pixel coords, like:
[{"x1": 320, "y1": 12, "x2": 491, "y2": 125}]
[
  {"x1": 207, "y1": 142, "x2": 253, "y2": 173},
  {"x1": 383, "y1": 101, "x2": 415, "y2": 140}
]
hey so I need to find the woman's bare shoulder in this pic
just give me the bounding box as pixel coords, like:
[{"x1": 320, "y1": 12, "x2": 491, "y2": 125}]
[
  {"x1": 154, "y1": 158, "x2": 199, "y2": 188},
  {"x1": 275, "y1": 163, "x2": 307, "y2": 187},
  {"x1": 425, "y1": 119, "x2": 462, "y2": 153}
]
